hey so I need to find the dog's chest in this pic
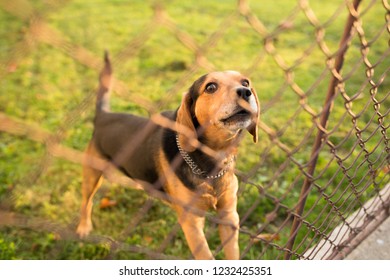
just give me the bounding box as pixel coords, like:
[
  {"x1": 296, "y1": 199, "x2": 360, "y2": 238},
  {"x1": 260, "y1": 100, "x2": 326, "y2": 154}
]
[{"x1": 192, "y1": 174, "x2": 235, "y2": 211}]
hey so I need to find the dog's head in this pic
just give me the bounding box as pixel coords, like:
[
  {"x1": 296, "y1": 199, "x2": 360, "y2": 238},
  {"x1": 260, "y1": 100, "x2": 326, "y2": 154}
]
[{"x1": 177, "y1": 71, "x2": 259, "y2": 151}]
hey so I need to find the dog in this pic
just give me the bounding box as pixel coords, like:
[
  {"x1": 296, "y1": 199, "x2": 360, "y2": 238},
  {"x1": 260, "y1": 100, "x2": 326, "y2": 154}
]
[{"x1": 76, "y1": 53, "x2": 259, "y2": 260}]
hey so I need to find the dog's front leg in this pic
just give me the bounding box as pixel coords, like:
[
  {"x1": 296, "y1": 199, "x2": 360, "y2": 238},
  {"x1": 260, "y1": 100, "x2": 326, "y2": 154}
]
[
  {"x1": 177, "y1": 209, "x2": 214, "y2": 260},
  {"x1": 217, "y1": 175, "x2": 240, "y2": 260}
]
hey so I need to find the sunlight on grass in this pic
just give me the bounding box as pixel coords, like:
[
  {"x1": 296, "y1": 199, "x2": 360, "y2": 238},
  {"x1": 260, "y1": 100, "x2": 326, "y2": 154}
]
[{"x1": 0, "y1": 0, "x2": 388, "y2": 259}]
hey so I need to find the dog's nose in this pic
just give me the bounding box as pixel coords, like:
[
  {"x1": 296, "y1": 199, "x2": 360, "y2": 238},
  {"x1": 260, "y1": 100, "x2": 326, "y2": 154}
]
[{"x1": 236, "y1": 87, "x2": 252, "y2": 101}]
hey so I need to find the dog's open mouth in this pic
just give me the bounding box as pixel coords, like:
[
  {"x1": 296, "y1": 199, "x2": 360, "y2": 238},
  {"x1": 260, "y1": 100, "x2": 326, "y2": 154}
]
[{"x1": 221, "y1": 109, "x2": 251, "y2": 125}]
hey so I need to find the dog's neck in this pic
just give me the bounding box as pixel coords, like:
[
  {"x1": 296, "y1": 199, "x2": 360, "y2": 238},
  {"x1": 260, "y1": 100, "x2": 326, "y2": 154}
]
[
  {"x1": 175, "y1": 134, "x2": 236, "y2": 179},
  {"x1": 199, "y1": 128, "x2": 243, "y2": 152}
]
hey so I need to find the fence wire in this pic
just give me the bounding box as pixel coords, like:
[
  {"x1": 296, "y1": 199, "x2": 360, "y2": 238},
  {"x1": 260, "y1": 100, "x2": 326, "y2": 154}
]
[{"x1": 0, "y1": 0, "x2": 389, "y2": 260}]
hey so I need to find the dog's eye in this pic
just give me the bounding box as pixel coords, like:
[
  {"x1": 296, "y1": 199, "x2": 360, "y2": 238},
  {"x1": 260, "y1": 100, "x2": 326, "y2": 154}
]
[
  {"x1": 241, "y1": 79, "x2": 250, "y2": 87},
  {"x1": 205, "y1": 82, "x2": 218, "y2": 93}
]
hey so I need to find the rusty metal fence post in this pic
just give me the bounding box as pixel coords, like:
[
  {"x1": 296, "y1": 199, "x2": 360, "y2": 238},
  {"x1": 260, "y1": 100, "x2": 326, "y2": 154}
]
[
  {"x1": 284, "y1": 0, "x2": 362, "y2": 260},
  {"x1": 0, "y1": 0, "x2": 388, "y2": 260}
]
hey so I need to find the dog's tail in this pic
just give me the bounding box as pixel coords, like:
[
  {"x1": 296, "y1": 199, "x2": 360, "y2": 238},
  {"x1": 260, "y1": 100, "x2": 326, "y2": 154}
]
[{"x1": 96, "y1": 50, "x2": 112, "y2": 112}]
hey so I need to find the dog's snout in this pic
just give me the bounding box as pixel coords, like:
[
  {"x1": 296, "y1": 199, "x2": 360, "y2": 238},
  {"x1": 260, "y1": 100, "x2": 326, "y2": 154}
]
[{"x1": 236, "y1": 88, "x2": 252, "y2": 101}]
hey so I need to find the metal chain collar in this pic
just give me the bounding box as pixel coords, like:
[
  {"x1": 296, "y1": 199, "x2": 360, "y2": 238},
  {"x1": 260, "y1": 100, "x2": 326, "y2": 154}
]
[{"x1": 175, "y1": 134, "x2": 235, "y2": 179}]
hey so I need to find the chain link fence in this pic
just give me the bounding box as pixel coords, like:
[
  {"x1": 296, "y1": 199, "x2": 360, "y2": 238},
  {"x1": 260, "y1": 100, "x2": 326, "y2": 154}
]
[{"x1": 0, "y1": 0, "x2": 389, "y2": 259}]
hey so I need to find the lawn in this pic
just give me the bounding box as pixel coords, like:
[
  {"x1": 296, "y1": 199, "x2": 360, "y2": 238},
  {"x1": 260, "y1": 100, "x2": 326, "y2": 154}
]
[{"x1": 0, "y1": 0, "x2": 388, "y2": 259}]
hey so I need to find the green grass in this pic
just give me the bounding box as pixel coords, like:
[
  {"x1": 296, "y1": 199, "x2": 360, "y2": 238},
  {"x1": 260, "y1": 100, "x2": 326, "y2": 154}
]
[{"x1": 0, "y1": 0, "x2": 388, "y2": 259}]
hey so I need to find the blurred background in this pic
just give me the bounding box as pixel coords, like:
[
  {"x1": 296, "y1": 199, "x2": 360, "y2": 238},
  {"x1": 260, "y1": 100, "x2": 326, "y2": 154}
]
[{"x1": 0, "y1": 0, "x2": 389, "y2": 259}]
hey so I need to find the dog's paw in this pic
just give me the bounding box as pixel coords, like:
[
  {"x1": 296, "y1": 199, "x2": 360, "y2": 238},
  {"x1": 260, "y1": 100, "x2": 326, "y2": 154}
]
[{"x1": 76, "y1": 222, "x2": 92, "y2": 238}]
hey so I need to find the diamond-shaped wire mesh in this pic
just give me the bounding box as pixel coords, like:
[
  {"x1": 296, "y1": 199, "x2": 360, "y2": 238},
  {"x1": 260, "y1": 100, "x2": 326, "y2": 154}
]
[{"x1": 0, "y1": 0, "x2": 388, "y2": 259}]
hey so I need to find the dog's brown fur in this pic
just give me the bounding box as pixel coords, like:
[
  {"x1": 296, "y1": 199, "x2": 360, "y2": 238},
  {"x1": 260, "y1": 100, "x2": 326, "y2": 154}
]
[{"x1": 76, "y1": 53, "x2": 259, "y2": 259}]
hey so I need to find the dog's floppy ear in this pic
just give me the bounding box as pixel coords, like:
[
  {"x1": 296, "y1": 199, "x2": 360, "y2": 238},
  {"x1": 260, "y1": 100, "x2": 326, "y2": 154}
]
[
  {"x1": 247, "y1": 87, "x2": 260, "y2": 143},
  {"x1": 176, "y1": 91, "x2": 197, "y2": 152},
  {"x1": 176, "y1": 74, "x2": 207, "y2": 151}
]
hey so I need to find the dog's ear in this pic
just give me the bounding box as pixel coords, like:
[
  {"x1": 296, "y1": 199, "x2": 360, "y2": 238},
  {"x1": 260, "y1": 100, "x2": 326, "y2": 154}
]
[
  {"x1": 176, "y1": 74, "x2": 207, "y2": 151},
  {"x1": 176, "y1": 91, "x2": 198, "y2": 152},
  {"x1": 247, "y1": 87, "x2": 260, "y2": 143}
]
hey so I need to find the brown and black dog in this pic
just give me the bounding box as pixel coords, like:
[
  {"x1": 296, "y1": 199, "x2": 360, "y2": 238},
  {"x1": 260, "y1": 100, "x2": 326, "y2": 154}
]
[{"x1": 76, "y1": 53, "x2": 259, "y2": 260}]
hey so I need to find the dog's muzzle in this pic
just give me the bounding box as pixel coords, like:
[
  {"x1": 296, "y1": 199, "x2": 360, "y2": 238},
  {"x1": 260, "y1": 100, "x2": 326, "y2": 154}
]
[{"x1": 236, "y1": 87, "x2": 252, "y2": 102}]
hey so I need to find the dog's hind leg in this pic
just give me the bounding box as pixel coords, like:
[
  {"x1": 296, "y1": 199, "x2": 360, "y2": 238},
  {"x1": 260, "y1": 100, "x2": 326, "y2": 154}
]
[{"x1": 76, "y1": 141, "x2": 104, "y2": 238}]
